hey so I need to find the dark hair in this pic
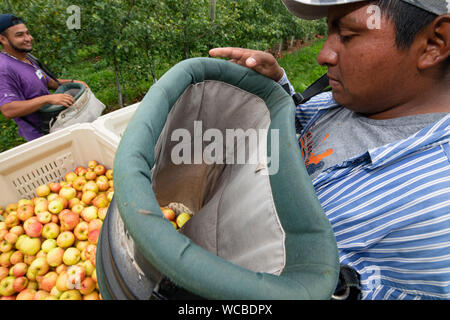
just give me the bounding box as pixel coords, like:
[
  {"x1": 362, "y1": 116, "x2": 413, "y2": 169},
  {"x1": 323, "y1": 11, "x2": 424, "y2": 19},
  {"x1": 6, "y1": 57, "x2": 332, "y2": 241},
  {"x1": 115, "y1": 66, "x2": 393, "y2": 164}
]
[{"x1": 372, "y1": 0, "x2": 438, "y2": 49}]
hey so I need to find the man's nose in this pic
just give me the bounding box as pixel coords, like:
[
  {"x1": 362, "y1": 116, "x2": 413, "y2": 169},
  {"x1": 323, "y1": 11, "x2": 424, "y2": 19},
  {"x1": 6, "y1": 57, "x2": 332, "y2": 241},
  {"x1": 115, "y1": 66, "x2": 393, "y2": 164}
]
[{"x1": 317, "y1": 35, "x2": 338, "y2": 67}]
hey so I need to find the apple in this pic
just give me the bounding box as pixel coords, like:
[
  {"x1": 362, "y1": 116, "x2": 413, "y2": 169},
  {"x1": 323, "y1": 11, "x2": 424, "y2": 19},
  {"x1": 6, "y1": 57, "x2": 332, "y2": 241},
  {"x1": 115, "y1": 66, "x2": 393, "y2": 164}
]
[
  {"x1": 79, "y1": 260, "x2": 94, "y2": 277},
  {"x1": 0, "y1": 295, "x2": 16, "y2": 300},
  {"x1": 48, "y1": 198, "x2": 64, "y2": 214},
  {"x1": 46, "y1": 193, "x2": 59, "y2": 202},
  {"x1": 106, "y1": 190, "x2": 114, "y2": 202},
  {"x1": 0, "y1": 222, "x2": 6, "y2": 231},
  {"x1": 0, "y1": 240, "x2": 12, "y2": 253},
  {"x1": 0, "y1": 251, "x2": 13, "y2": 267},
  {"x1": 50, "y1": 286, "x2": 62, "y2": 298},
  {"x1": 72, "y1": 176, "x2": 87, "y2": 191},
  {"x1": 56, "y1": 231, "x2": 75, "y2": 248},
  {"x1": 81, "y1": 190, "x2": 97, "y2": 205},
  {"x1": 46, "y1": 247, "x2": 64, "y2": 267},
  {"x1": 27, "y1": 280, "x2": 38, "y2": 290},
  {"x1": 23, "y1": 217, "x2": 43, "y2": 238},
  {"x1": 88, "y1": 219, "x2": 103, "y2": 232},
  {"x1": 97, "y1": 207, "x2": 108, "y2": 220},
  {"x1": 85, "y1": 170, "x2": 97, "y2": 181},
  {"x1": 68, "y1": 197, "x2": 81, "y2": 209},
  {"x1": 75, "y1": 240, "x2": 89, "y2": 252},
  {"x1": 93, "y1": 164, "x2": 106, "y2": 176},
  {"x1": 89, "y1": 247, "x2": 96, "y2": 267},
  {"x1": 13, "y1": 276, "x2": 28, "y2": 292},
  {"x1": 23, "y1": 254, "x2": 36, "y2": 265},
  {"x1": 170, "y1": 221, "x2": 177, "y2": 229},
  {"x1": 55, "y1": 264, "x2": 67, "y2": 275},
  {"x1": 87, "y1": 229, "x2": 100, "y2": 244},
  {"x1": 11, "y1": 262, "x2": 27, "y2": 277},
  {"x1": 105, "y1": 169, "x2": 113, "y2": 180},
  {"x1": 74, "y1": 166, "x2": 88, "y2": 176},
  {"x1": 17, "y1": 199, "x2": 33, "y2": 207},
  {"x1": 83, "y1": 291, "x2": 100, "y2": 300},
  {"x1": 5, "y1": 232, "x2": 18, "y2": 245},
  {"x1": 5, "y1": 203, "x2": 18, "y2": 213},
  {"x1": 63, "y1": 247, "x2": 81, "y2": 265},
  {"x1": 176, "y1": 212, "x2": 191, "y2": 228},
  {"x1": 0, "y1": 229, "x2": 7, "y2": 241},
  {"x1": 41, "y1": 222, "x2": 60, "y2": 239},
  {"x1": 0, "y1": 276, "x2": 15, "y2": 296},
  {"x1": 19, "y1": 237, "x2": 41, "y2": 256},
  {"x1": 0, "y1": 266, "x2": 9, "y2": 281},
  {"x1": 40, "y1": 271, "x2": 58, "y2": 292},
  {"x1": 9, "y1": 251, "x2": 23, "y2": 265},
  {"x1": 33, "y1": 290, "x2": 50, "y2": 300},
  {"x1": 59, "y1": 186, "x2": 77, "y2": 201},
  {"x1": 55, "y1": 271, "x2": 70, "y2": 292},
  {"x1": 16, "y1": 288, "x2": 36, "y2": 300},
  {"x1": 87, "y1": 160, "x2": 98, "y2": 170},
  {"x1": 92, "y1": 269, "x2": 97, "y2": 283},
  {"x1": 36, "y1": 250, "x2": 46, "y2": 259},
  {"x1": 81, "y1": 244, "x2": 96, "y2": 262},
  {"x1": 26, "y1": 257, "x2": 49, "y2": 281},
  {"x1": 74, "y1": 221, "x2": 89, "y2": 241},
  {"x1": 47, "y1": 182, "x2": 61, "y2": 196},
  {"x1": 79, "y1": 277, "x2": 96, "y2": 295},
  {"x1": 17, "y1": 204, "x2": 34, "y2": 221},
  {"x1": 67, "y1": 265, "x2": 85, "y2": 288},
  {"x1": 92, "y1": 194, "x2": 108, "y2": 208},
  {"x1": 35, "y1": 211, "x2": 51, "y2": 224},
  {"x1": 72, "y1": 203, "x2": 85, "y2": 215},
  {"x1": 65, "y1": 171, "x2": 78, "y2": 183},
  {"x1": 81, "y1": 206, "x2": 98, "y2": 222},
  {"x1": 9, "y1": 225, "x2": 24, "y2": 236},
  {"x1": 36, "y1": 184, "x2": 51, "y2": 197},
  {"x1": 83, "y1": 181, "x2": 99, "y2": 194},
  {"x1": 5, "y1": 214, "x2": 20, "y2": 228},
  {"x1": 60, "y1": 210, "x2": 80, "y2": 231},
  {"x1": 161, "y1": 207, "x2": 176, "y2": 221},
  {"x1": 41, "y1": 239, "x2": 57, "y2": 253},
  {"x1": 34, "y1": 200, "x2": 48, "y2": 214},
  {"x1": 51, "y1": 214, "x2": 59, "y2": 224},
  {"x1": 60, "y1": 289, "x2": 82, "y2": 300},
  {"x1": 95, "y1": 178, "x2": 109, "y2": 192}
]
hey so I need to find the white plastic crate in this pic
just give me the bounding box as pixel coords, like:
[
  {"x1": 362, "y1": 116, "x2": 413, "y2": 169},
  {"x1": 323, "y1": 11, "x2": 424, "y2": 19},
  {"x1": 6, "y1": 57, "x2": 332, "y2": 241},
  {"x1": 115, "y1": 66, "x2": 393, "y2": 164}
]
[
  {"x1": 0, "y1": 123, "x2": 117, "y2": 206},
  {"x1": 92, "y1": 102, "x2": 139, "y2": 144}
]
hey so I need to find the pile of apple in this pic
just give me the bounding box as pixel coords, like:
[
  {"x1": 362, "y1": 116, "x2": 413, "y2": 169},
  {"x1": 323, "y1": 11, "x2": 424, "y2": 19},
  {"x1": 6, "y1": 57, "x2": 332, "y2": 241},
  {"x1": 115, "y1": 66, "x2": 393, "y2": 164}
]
[
  {"x1": 0, "y1": 160, "x2": 113, "y2": 300},
  {"x1": 160, "y1": 206, "x2": 192, "y2": 230}
]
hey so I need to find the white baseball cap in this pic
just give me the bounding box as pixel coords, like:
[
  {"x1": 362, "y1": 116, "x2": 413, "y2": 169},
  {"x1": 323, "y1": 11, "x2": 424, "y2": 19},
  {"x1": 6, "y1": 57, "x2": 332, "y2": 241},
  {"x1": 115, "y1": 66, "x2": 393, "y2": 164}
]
[{"x1": 281, "y1": 0, "x2": 449, "y2": 20}]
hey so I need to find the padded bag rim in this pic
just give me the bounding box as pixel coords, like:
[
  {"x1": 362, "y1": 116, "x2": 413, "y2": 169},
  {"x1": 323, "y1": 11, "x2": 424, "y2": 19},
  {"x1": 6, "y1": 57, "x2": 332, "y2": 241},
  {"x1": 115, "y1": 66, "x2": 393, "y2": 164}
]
[
  {"x1": 113, "y1": 57, "x2": 339, "y2": 300},
  {"x1": 40, "y1": 82, "x2": 86, "y2": 113}
]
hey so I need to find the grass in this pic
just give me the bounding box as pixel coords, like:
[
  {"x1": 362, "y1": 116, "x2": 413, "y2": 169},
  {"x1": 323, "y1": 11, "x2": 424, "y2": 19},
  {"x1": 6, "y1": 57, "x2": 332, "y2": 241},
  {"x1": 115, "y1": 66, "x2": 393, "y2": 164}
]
[{"x1": 0, "y1": 38, "x2": 326, "y2": 153}]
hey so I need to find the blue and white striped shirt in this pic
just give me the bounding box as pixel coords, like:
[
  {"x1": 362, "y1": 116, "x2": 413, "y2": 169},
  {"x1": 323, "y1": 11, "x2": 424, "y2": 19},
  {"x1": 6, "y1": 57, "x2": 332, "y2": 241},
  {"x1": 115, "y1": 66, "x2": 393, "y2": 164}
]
[{"x1": 296, "y1": 91, "x2": 450, "y2": 300}]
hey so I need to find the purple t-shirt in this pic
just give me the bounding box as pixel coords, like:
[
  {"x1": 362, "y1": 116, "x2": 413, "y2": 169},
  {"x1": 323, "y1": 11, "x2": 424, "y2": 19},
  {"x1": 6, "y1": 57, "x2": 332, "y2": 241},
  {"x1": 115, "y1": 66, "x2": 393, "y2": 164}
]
[{"x1": 0, "y1": 52, "x2": 50, "y2": 141}]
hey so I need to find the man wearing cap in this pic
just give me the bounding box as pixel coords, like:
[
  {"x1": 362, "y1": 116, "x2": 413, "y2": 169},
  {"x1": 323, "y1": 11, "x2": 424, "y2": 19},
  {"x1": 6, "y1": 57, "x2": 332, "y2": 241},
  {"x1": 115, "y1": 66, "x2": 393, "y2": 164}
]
[
  {"x1": 0, "y1": 14, "x2": 87, "y2": 141},
  {"x1": 211, "y1": 0, "x2": 449, "y2": 300}
]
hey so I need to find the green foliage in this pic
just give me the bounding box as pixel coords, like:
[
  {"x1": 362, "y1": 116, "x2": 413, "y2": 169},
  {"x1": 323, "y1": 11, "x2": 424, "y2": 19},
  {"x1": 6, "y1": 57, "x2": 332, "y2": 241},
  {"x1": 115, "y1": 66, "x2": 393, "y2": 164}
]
[{"x1": 0, "y1": 0, "x2": 328, "y2": 152}]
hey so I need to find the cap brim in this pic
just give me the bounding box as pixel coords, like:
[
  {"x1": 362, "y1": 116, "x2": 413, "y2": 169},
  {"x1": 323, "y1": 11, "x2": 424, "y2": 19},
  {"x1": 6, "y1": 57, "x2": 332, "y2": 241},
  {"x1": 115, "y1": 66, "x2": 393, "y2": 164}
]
[{"x1": 281, "y1": 0, "x2": 366, "y2": 20}]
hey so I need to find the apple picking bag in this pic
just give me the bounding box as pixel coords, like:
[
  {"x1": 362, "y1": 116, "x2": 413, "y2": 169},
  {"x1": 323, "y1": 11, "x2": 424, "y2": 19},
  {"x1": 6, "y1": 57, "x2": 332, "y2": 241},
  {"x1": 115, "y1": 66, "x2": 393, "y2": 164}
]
[{"x1": 100, "y1": 58, "x2": 340, "y2": 300}]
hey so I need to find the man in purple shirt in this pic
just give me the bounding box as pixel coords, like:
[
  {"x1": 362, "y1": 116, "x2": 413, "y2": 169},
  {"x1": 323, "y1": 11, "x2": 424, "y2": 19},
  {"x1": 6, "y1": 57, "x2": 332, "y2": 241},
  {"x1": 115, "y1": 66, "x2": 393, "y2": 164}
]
[{"x1": 0, "y1": 14, "x2": 87, "y2": 141}]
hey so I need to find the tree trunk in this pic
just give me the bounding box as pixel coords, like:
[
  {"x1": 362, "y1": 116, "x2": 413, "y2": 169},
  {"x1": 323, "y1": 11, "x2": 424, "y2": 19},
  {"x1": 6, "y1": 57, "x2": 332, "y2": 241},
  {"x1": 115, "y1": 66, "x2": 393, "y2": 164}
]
[
  {"x1": 209, "y1": 0, "x2": 216, "y2": 21},
  {"x1": 112, "y1": 52, "x2": 124, "y2": 109}
]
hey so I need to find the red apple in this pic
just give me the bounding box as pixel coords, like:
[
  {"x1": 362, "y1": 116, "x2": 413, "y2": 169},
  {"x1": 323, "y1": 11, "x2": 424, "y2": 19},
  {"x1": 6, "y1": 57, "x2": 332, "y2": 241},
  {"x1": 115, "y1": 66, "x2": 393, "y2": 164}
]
[
  {"x1": 85, "y1": 171, "x2": 97, "y2": 181},
  {"x1": 40, "y1": 271, "x2": 58, "y2": 292},
  {"x1": 161, "y1": 207, "x2": 176, "y2": 221},
  {"x1": 0, "y1": 266, "x2": 9, "y2": 281},
  {"x1": 72, "y1": 176, "x2": 87, "y2": 191},
  {"x1": 87, "y1": 160, "x2": 98, "y2": 170},
  {"x1": 34, "y1": 290, "x2": 50, "y2": 300},
  {"x1": 48, "y1": 182, "x2": 62, "y2": 194},
  {"x1": 64, "y1": 171, "x2": 78, "y2": 183},
  {"x1": 87, "y1": 229, "x2": 100, "y2": 244},
  {"x1": 81, "y1": 191, "x2": 97, "y2": 205},
  {"x1": 17, "y1": 204, "x2": 35, "y2": 221},
  {"x1": 60, "y1": 210, "x2": 80, "y2": 231},
  {"x1": 10, "y1": 251, "x2": 23, "y2": 265},
  {"x1": 23, "y1": 217, "x2": 43, "y2": 238},
  {"x1": 74, "y1": 166, "x2": 88, "y2": 176},
  {"x1": 4, "y1": 232, "x2": 18, "y2": 245},
  {"x1": 9, "y1": 226, "x2": 24, "y2": 236},
  {"x1": 0, "y1": 239, "x2": 12, "y2": 253},
  {"x1": 34, "y1": 200, "x2": 48, "y2": 214},
  {"x1": 105, "y1": 169, "x2": 113, "y2": 180},
  {"x1": 46, "y1": 247, "x2": 64, "y2": 267},
  {"x1": 95, "y1": 179, "x2": 109, "y2": 192},
  {"x1": 81, "y1": 206, "x2": 98, "y2": 222},
  {"x1": 36, "y1": 211, "x2": 52, "y2": 224},
  {"x1": 92, "y1": 194, "x2": 108, "y2": 208},
  {"x1": 11, "y1": 262, "x2": 27, "y2": 277},
  {"x1": 13, "y1": 276, "x2": 28, "y2": 292},
  {"x1": 5, "y1": 203, "x2": 18, "y2": 213},
  {"x1": 93, "y1": 164, "x2": 106, "y2": 176},
  {"x1": 74, "y1": 221, "x2": 89, "y2": 241},
  {"x1": 79, "y1": 277, "x2": 96, "y2": 295},
  {"x1": 16, "y1": 288, "x2": 36, "y2": 300},
  {"x1": 97, "y1": 207, "x2": 108, "y2": 220},
  {"x1": 5, "y1": 214, "x2": 20, "y2": 228}
]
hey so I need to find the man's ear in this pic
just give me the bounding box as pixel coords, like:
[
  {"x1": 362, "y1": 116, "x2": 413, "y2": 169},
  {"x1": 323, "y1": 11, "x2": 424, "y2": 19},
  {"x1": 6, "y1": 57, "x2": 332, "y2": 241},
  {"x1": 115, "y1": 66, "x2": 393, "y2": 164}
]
[{"x1": 417, "y1": 14, "x2": 450, "y2": 71}]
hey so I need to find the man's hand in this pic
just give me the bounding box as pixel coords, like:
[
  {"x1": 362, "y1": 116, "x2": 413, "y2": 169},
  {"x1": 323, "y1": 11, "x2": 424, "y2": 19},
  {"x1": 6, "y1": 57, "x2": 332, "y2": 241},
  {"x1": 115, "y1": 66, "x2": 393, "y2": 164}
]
[
  {"x1": 72, "y1": 80, "x2": 89, "y2": 90},
  {"x1": 46, "y1": 93, "x2": 75, "y2": 108},
  {"x1": 209, "y1": 47, "x2": 284, "y2": 82}
]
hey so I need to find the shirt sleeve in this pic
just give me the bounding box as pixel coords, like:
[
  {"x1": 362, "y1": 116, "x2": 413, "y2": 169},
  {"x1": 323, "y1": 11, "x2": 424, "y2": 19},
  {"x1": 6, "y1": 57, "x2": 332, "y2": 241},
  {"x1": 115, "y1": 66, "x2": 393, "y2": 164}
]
[{"x1": 0, "y1": 70, "x2": 25, "y2": 107}]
